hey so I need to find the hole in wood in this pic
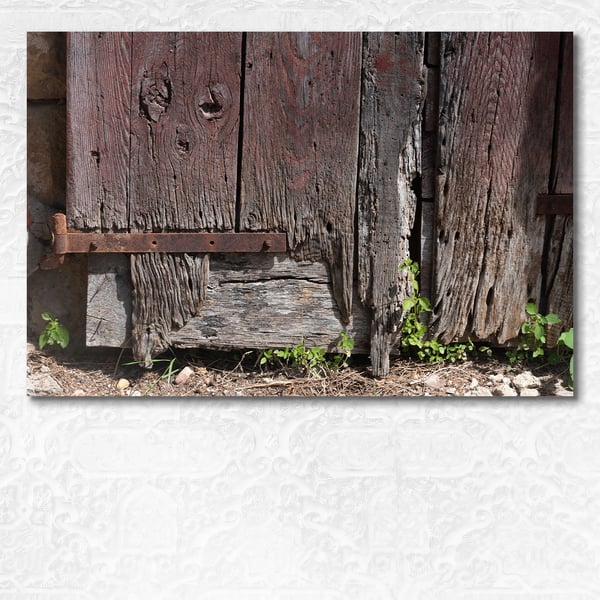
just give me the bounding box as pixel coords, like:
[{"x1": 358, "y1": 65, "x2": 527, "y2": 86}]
[
  {"x1": 199, "y1": 101, "x2": 222, "y2": 116},
  {"x1": 176, "y1": 139, "x2": 190, "y2": 152},
  {"x1": 151, "y1": 240, "x2": 158, "y2": 246},
  {"x1": 486, "y1": 287, "x2": 494, "y2": 307},
  {"x1": 209, "y1": 240, "x2": 215, "y2": 246},
  {"x1": 326, "y1": 222, "x2": 333, "y2": 233}
]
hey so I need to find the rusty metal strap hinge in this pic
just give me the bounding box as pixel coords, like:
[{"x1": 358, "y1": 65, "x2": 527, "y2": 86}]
[
  {"x1": 50, "y1": 214, "x2": 287, "y2": 255},
  {"x1": 536, "y1": 194, "x2": 573, "y2": 215}
]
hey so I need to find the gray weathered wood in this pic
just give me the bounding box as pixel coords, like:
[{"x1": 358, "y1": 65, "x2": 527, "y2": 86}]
[
  {"x1": 430, "y1": 32, "x2": 561, "y2": 345},
  {"x1": 239, "y1": 32, "x2": 361, "y2": 324},
  {"x1": 357, "y1": 32, "x2": 425, "y2": 376},
  {"x1": 127, "y1": 33, "x2": 243, "y2": 365},
  {"x1": 87, "y1": 254, "x2": 369, "y2": 352}
]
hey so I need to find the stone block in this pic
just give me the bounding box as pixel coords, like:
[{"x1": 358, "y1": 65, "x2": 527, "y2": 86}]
[
  {"x1": 27, "y1": 103, "x2": 66, "y2": 208},
  {"x1": 27, "y1": 32, "x2": 66, "y2": 100}
]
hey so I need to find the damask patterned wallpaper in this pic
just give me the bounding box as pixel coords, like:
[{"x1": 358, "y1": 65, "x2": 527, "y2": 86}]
[{"x1": 4, "y1": 1, "x2": 600, "y2": 598}]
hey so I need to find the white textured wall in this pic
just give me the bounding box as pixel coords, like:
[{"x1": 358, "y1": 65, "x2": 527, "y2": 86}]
[{"x1": 5, "y1": 2, "x2": 599, "y2": 598}]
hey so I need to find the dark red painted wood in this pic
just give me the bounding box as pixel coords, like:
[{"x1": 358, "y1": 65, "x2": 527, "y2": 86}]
[
  {"x1": 239, "y1": 32, "x2": 362, "y2": 323},
  {"x1": 66, "y1": 32, "x2": 131, "y2": 231}
]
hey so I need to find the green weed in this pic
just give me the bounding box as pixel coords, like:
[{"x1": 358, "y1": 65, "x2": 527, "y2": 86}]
[
  {"x1": 259, "y1": 332, "x2": 354, "y2": 377},
  {"x1": 38, "y1": 312, "x2": 70, "y2": 350},
  {"x1": 399, "y1": 259, "x2": 489, "y2": 363},
  {"x1": 506, "y1": 303, "x2": 561, "y2": 363}
]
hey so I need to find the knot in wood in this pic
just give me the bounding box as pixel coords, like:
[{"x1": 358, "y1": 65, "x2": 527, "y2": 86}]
[
  {"x1": 139, "y1": 65, "x2": 172, "y2": 122},
  {"x1": 196, "y1": 83, "x2": 229, "y2": 121}
]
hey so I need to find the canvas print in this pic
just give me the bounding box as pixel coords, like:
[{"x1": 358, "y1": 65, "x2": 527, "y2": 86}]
[{"x1": 27, "y1": 32, "x2": 573, "y2": 396}]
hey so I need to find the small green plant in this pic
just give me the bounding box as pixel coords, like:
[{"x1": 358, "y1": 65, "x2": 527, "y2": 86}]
[
  {"x1": 259, "y1": 332, "x2": 354, "y2": 377},
  {"x1": 506, "y1": 304, "x2": 573, "y2": 390},
  {"x1": 399, "y1": 258, "x2": 431, "y2": 356},
  {"x1": 555, "y1": 326, "x2": 574, "y2": 389},
  {"x1": 506, "y1": 302, "x2": 561, "y2": 364},
  {"x1": 399, "y1": 259, "x2": 487, "y2": 363},
  {"x1": 38, "y1": 312, "x2": 70, "y2": 350},
  {"x1": 330, "y1": 331, "x2": 355, "y2": 370}
]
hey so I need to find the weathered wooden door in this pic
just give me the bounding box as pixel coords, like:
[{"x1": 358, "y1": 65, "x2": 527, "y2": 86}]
[
  {"x1": 67, "y1": 32, "x2": 423, "y2": 375},
  {"x1": 66, "y1": 32, "x2": 572, "y2": 376}
]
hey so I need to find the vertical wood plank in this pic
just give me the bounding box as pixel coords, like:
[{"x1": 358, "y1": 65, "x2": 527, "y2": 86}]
[
  {"x1": 239, "y1": 32, "x2": 361, "y2": 323},
  {"x1": 128, "y1": 32, "x2": 241, "y2": 231},
  {"x1": 430, "y1": 33, "x2": 561, "y2": 344},
  {"x1": 357, "y1": 32, "x2": 425, "y2": 376},
  {"x1": 66, "y1": 32, "x2": 131, "y2": 231},
  {"x1": 128, "y1": 33, "x2": 242, "y2": 364},
  {"x1": 545, "y1": 32, "x2": 573, "y2": 344}
]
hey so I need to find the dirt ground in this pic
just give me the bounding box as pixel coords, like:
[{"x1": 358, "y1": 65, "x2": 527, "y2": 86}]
[{"x1": 26, "y1": 343, "x2": 573, "y2": 398}]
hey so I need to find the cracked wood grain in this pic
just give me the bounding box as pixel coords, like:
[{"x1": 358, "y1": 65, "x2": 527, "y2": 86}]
[
  {"x1": 127, "y1": 33, "x2": 242, "y2": 365},
  {"x1": 357, "y1": 32, "x2": 425, "y2": 376},
  {"x1": 86, "y1": 254, "x2": 370, "y2": 352},
  {"x1": 239, "y1": 32, "x2": 361, "y2": 324},
  {"x1": 66, "y1": 32, "x2": 131, "y2": 231},
  {"x1": 430, "y1": 32, "x2": 561, "y2": 345}
]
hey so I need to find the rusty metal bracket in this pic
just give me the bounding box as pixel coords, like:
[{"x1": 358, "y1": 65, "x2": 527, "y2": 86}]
[
  {"x1": 50, "y1": 213, "x2": 287, "y2": 256},
  {"x1": 536, "y1": 194, "x2": 573, "y2": 215}
]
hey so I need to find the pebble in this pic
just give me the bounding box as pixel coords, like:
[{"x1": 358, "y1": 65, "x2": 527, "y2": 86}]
[
  {"x1": 175, "y1": 366, "x2": 194, "y2": 385},
  {"x1": 554, "y1": 386, "x2": 574, "y2": 397},
  {"x1": 519, "y1": 388, "x2": 540, "y2": 397},
  {"x1": 116, "y1": 378, "x2": 130, "y2": 390},
  {"x1": 27, "y1": 373, "x2": 63, "y2": 395},
  {"x1": 492, "y1": 382, "x2": 517, "y2": 397},
  {"x1": 474, "y1": 386, "x2": 493, "y2": 396},
  {"x1": 513, "y1": 371, "x2": 541, "y2": 391},
  {"x1": 72, "y1": 389, "x2": 86, "y2": 396},
  {"x1": 424, "y1": 373, "x2": 445, "y2": 389}
]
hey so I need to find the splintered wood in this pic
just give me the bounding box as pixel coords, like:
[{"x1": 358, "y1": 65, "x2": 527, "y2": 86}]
[{"x1": 357, "y1": 32, "x2": 425, "y2": 376}]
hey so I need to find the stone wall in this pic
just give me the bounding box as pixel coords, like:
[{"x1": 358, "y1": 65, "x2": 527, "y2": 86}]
[{"x1": 27, "y1": 32, "x2": 87, "y2": 350}]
